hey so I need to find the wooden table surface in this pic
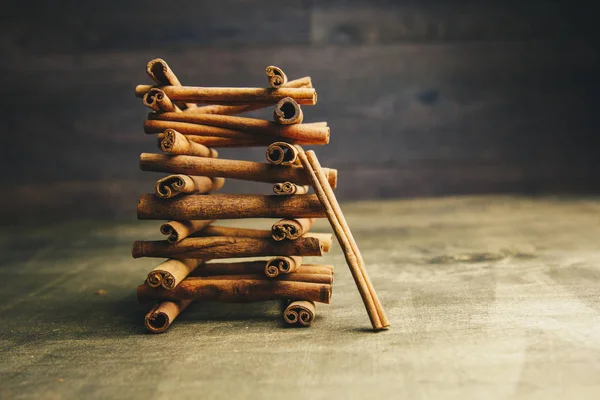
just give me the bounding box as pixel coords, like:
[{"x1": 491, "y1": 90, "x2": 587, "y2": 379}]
[{"x1": 1, "y1": 196, "x2": 600, "y2": 399}]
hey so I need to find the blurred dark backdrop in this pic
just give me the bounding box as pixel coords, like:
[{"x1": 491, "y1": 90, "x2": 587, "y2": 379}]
[{"x1": 1, "y1": 1, "x2": 598, "y2": 223}]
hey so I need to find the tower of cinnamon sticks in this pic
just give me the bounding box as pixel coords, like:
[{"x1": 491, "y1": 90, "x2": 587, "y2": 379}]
[{"x1": 133, "y1": 59, "x2": 388, "y2": 333}]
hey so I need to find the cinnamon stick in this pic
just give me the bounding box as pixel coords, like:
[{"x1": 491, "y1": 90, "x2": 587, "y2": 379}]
[
  {"x1": 143, "y1": 89, "x2": 181, "y2": 112},
  {"x1": 265, "y1": 256, "x2": 302, "y2": 277},
  {"x1": 283, "y1": 300, "x2": 316, "y2": 327},
  {"x1": 134, "y1": 85, "x2": 317, "y2": 105},
  {"x1": 160, "y1": 220, "x2": 215, "y2": 243},
  {"x1": 190, "y1": 226, "x2": 331, "y2": 246},
  {"x1": 266, "y1": 66, "x2": 288, "y2": 89},
  {"x1": 273, "y1": 182, "x2": 308, "y2": 195},
  {"x1": 137, "y1": 193, "x2": 326, "y2": 220},
  {"x1": 159, "y1": 129, "x2": 218, "y2": 157},
  {"x1": 132, "y1": 235, "x2": 329, "y2": 259},
  {"x1": 147, "y1": 258, "x2": 202, "y2": 290},
  {"x1": 145, "y1": 58, "x2": 197, "y2": 110},
  {"x1": 137, "y1": 279, "x2": 331, "y2": 304},
  {"x1": 139, "y1": 154, "x2": 338, "y2": 187},
  {"x1": 147, "y1": 113, "x2": 329, "y2": 145},
  {"x1": 191, "y1": 261, "x2": 333, "y2": 277},
  {"x1": 186, "y1": 273, "x2": 331, "y2": 285},
  {"x1": 266, "y1": 142, "x2": 300, "y2": 166},
  {"x1": 154, "y1": 175, "x2": 224, "y2": 199},
  {"x1": 144, "y1": 300, "x2": 192, "y2": 333},
  {"x1": 271, "y1": 218, "x2": 315, "y2": 241},
  {"x1": 273, "y1": 97, "x2": 303, "y2": 125}
]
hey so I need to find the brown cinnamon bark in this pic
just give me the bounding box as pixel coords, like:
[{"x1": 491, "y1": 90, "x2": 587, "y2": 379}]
[
  {"x1": 134, "y1": 85, "x2": 317, "y2": 105},
  {"x1": 132, "y1": 235, "x2": 329, "y2": 259},
  {"x1": 185, "y1": 273, "x2": 331, "y2": 285},
  {"x1": 274, "y1": 97, "x2": 303, "y2": 125},
  {"x1": 191, "y1": 226, "x2": 271, "y2": 239},
  {"x1": 192, "y1": 261, "x2": 333, "y2": 277},
  {"x1": 145, "y1": 58, "x2": 197, "y2": 110},
  {"x1": 265, "y1": 256, "x2": 302, "y2": 277},
  {"x1": 147, "y1": 113, "x2": 329, "y2": 145},
  {"x1": 137, "y1": 193, "x2": 326, "y2": 220},
  {"x1": 137, "y1": 279, "x2": 331, "y2": 304},
  {"x1": 271, "y1": 218, "x2": 315, "y2": 241},
  {"x1": 266, "y1": 66, "x2": 288, "y2": 89},
  {"x1": 273, "y1": 182, "x2": 308, "y2": 195},
  {"x1": 140, "y1": 154, "x2": 337, "y2": 187},
  {"x1": 147, "y1": 258, "x2": 202, "y2": 290},
  {"x1": 266, "y1": 142, "x2": 299, "y2": 166},
  {"x1": 283, "y1": 300, "x2": 316, "y2": 327},
  {"x1": 159, "y1": 129, "x2": 218, "y2": 157},
  {"x1": 160, "y1": 220, "x2": 215, "y2": 243},
  {"x1": 144, "y1": 300, "x2": 192, "y2": 333},
  {"x1": 155, "y1": 175, "x2": 224, "y2": 199},
  {"x1": 143, "y1": 89, "x2": 181, "y2": 112}
]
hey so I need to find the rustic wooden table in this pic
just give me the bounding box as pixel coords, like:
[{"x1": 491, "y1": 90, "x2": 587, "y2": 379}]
[{"x1": 1, "y1": 196, "x2": 599, "y2": 399}]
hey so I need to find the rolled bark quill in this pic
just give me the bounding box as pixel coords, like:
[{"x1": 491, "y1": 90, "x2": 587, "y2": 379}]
[
  {"x1": 185, "y1": 273, "x2": 331, "y2": 285},
  {"x1": 159, "y1": 129, "x2": 218, "y2": 158},
  {"x1": 139, "y1": 154, "x2": 338, "y2": 188},
  {"x1": 184, "y1": 76, "x2": 313, "y2": 116},
  {"x1": 147, "y1": 258, "x2": 203, "y2": 290},
  {"x1": 134, "y1": 85, "x2": 317, "y2": 106},
  {"x1": 266, "y1": 66, "x2": 288, "y2": 89},
  {"x1": 266, "y1": 142, "x2": 299, "y2": 166},
  {"x1": 137, "y1": 193, "x2": 327, "y2": 220},
  {"x1": 160, "y1": 220, "x2": 215, "y2": 243},
  {"x1": 146, "y1": 58, "x2": 197, "y2": 110},
  {"x1": 146, "y1": 113, "x2": 330, "y2": 145},
  {"x1": 274, "y1": 97, "x2": 303, "y2": 125},
  {"x1": 144, "y1": 300, "x2": 192, "y2": 333},
  {"x1": 271, "y1": 218, "x2": 315, "y2": 241},
  {"x1": 137, "y1": 279, "x2": 331, "y2": 304},
  {"x1": 283, "y1": 301, "x2": 316, "y2": 327},
  {"x1": 143, "y1": 89, "x2": 181, "y2": 112},
  {"x1": 273, "y1": 182, "x2": 308, "y2": 195},
  {"x1": 132, "y1": 236, "x2": 331, "y2": 259},
  {"x1": 265, "y1": 256, "x2": 302, "y2": 278},
  {"x1": 192, "y1": 261, "x2": 333, "y2": 277},
  {"x1": 155, "y1": 175, "x2": 224, "y2": 199},
  {"x1": 299, "y1": 148, "x2": 390, "y2": 330}
]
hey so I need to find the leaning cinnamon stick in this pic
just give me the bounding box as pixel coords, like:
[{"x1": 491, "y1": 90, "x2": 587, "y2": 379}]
[
  {"x1": 137, "y1": 193, "x2": 326, "y2": 220},
  {"x1": 143, "y1": 89, "x2": 181, "y2": 112},
  {"x1": 160, "y1": 220, "x2": 215, "y2": 243},
  {"x1": 192, "y1": 261, "x2": 333, "y2": 277},
  {"x1": 283, "y1": 301, "x2": 316, "y2": 327},
  {"x1": 266, "y1": 66, "x2": 288, "y2": 89},
  {"x1": 266, "y1": 142, "x2": 300, "y2": 166},
  {"x1": 265, "y1": 256, "x2": 302, "y2": 277},
  {"x1": 274, "y1": 97, "x2": 303, "y2": 125},
  {"x1": 144, "y1": 300, "x2": 192, "y2": 333},
  {"x1": 147, "y1": 113, "x2": 329, "y2": 145},
  {"x1": 132, "y1": 236, "x2": 329, "y2": 259},
  {"x1": 139, "y1": 154, "x2": 337, "y2": 187},
  {"x1": 159, "y1": 129, "x2": 218, "y2": 157},
  {"x1": 146, "y1": 58, "x2": 197, "y2": 110},
  {"x1": 155, "y1": 175, "x2": 224, "y2": 199},
  {"x1": 137, "y1": 279, "x2": 331, "y2": 304},
  {"x1": 271, "y1": 218, "x2": 315, "y2": 241},
  {"x1": 134, "y1": 86, "x2": 317, "y2": 105},
  {"x1": 147, "y1": 258, "x2": 202, "y2": 290},
  {"x1": 273, "y1": 182, "x2": 308, "y2": 195}
]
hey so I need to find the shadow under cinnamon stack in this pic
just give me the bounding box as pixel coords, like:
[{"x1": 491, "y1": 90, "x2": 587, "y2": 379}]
[{"x1": 133, "y1": 58, "x2": 388, "y2": 333}]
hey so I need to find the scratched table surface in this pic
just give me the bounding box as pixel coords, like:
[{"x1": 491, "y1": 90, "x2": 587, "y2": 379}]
[{"x1": 1, "y1": 196, "x2": 600, "y2": 399}]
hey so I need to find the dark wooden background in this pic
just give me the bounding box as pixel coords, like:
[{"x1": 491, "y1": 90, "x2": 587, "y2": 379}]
[{"x1": 1, "y1": 1, "x2": 598, "y2": 223}]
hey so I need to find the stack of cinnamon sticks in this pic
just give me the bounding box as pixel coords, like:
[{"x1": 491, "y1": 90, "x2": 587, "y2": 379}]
[{"x1": 134, "y1": 60, "x2": 338, "y2": 332}]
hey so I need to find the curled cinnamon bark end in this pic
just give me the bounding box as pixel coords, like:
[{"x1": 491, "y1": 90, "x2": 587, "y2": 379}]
[
  {"x1": 160, "y1": 129, "x2": 218, "y2": 158},
  {"x1": 147, "y1": 271, "x2": 163, "y2": 287},
  {"x1": 155, "y1": 175, "x2": 193, "y2": 198},
  {"x1": 271, "y1": 218, "x2": 315, "y2": 241},
  {"x1": 273, "y1": 182, "x2": 308, "y2": 195},
  {"x1": 160, "y1": 220, "x2": 215, "y2": 243},
  {"x1": 266, "y1": 66, "x2": 288, "y2": 89},
  {"x1": 146, "y1": 58, "x2": 197, "y2": 111},
  {"x1": 283, "y1": 301, "x2": 316, "y2": 327},
  {"x1": 144, "y1": 300, "x2": 192, "y2": 333},
  {"x1": 274, "y1": 97, "x2": 303, "y2": 125},
  {"x1": 143, "y1": 88, "x2": 179, "y2": 112},
  {"x1": 266, "y1": 142, "x2": 299, "y2": 166},
  {"x1": 265, "y1": 256, "x2": 302, "y2": 278}
]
